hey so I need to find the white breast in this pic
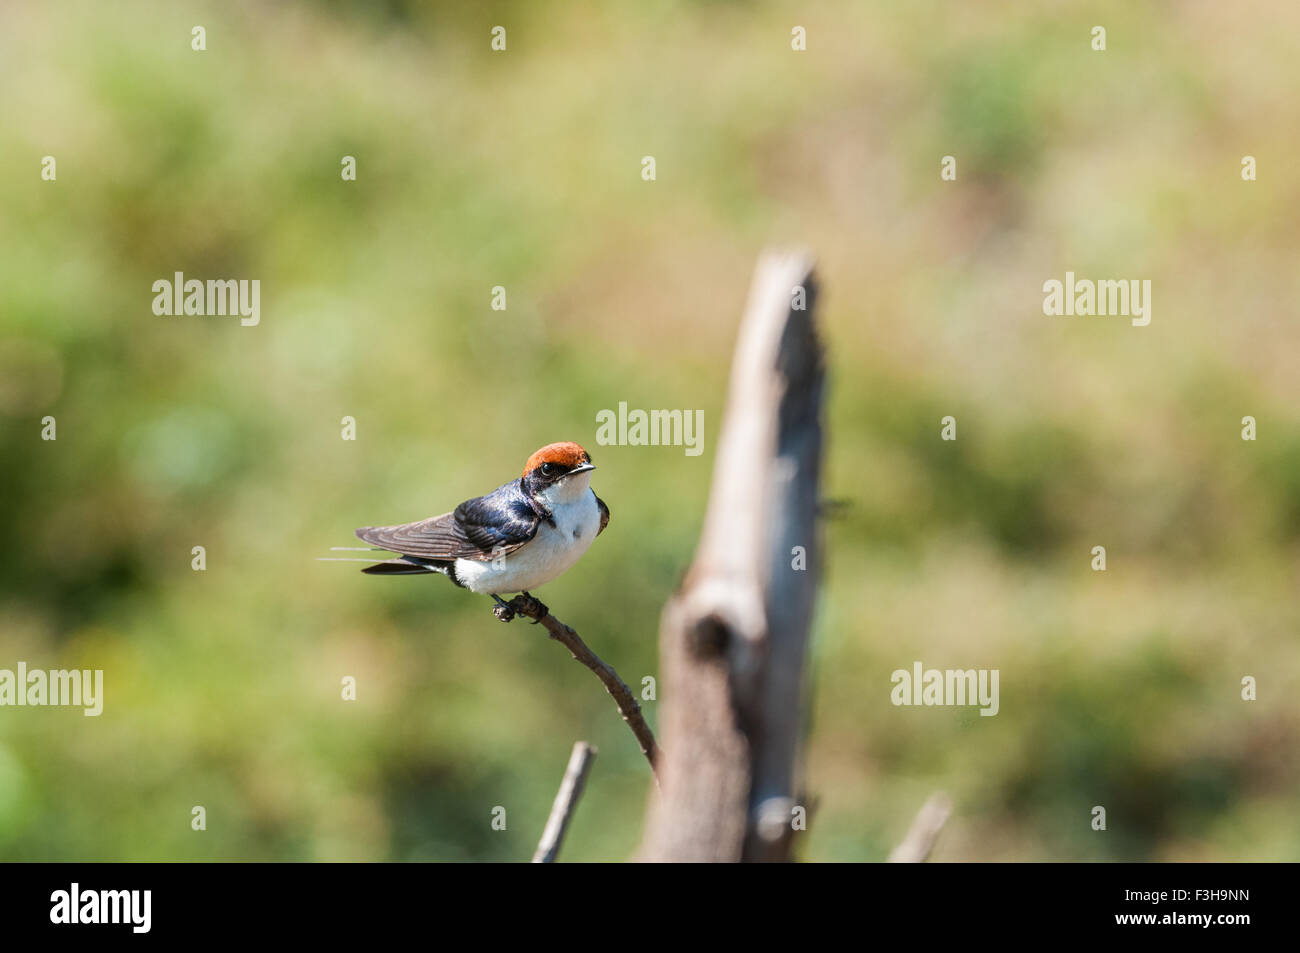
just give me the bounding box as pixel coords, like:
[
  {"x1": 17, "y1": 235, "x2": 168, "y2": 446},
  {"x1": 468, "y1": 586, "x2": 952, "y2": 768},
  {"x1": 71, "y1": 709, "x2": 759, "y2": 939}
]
[{"x1": 453, "y1": 483, "x2": 600, "y2": 595}]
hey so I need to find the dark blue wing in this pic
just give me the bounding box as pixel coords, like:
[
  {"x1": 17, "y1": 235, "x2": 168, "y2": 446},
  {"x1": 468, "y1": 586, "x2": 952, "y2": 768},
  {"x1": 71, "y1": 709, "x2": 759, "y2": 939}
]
[
  {"x1": 356, "y1": 480, "x2": 540, "y2": 561},
  {"x1": 454, "y1": 481, "x2": 543, "y2": 554}
]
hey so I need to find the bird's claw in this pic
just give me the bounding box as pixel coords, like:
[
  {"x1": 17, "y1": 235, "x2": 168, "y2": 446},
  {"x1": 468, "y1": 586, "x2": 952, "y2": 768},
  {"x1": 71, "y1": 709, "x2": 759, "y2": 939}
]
[
  {"x1": 492, "y1": 593, "x2": 547, "y2": 623},
  {"x1": 492, "y1": 595, "x2": 516, "y2": 623},
  {"x1": 521, "y1": 591, "x2": 547, "y2": 623}
]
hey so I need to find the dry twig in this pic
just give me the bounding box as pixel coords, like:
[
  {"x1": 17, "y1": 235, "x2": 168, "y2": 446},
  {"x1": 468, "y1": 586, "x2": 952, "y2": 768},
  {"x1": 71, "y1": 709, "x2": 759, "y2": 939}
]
[
  {"x1": 497, "y1": 592, "x2": 660, "y2": 778},
  {"x1": 887, "y1": 793, "x2": 952, "y2": 863},
  {"x1": 532, "y1": 741, "x2": 598, "y2": 863}
]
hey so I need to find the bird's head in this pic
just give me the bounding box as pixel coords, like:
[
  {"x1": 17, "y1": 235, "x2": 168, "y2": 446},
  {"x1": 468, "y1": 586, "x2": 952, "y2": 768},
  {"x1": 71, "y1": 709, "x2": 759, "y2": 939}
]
[{"x1": 522, "y1": 441, "x2": 596, "y2": 504}]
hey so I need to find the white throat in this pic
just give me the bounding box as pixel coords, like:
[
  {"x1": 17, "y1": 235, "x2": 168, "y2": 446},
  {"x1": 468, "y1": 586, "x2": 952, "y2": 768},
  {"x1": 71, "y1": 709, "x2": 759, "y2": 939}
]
[{"x1": 535, "y1": 471, "x2": 592, "y2": 507}]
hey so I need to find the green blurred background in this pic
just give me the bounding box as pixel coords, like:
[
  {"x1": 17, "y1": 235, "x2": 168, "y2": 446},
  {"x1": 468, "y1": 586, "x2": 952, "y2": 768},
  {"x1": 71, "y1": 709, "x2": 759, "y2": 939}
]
[{"x1": 2, "y1": 0, "x2": 1298, "y2": 861}]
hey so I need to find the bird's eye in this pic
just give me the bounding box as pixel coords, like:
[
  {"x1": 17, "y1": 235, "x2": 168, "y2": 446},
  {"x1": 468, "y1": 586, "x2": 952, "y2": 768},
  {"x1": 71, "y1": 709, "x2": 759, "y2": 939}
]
[{"x1": 541, "y1": 462, "x2": 555, "y2": 476}]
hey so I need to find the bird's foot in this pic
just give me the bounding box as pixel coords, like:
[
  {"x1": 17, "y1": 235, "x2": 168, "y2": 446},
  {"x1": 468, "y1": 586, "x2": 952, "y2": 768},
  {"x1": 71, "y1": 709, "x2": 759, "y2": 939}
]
[
  {"x1": 491, "y1": 594, "x2": 516, "y2": 623},
  {"x1": 520, "y1": 591, "x2": 547, "y2": 623},
  {"x1": 492, "y1": 592, "x2": 548, "y2": 623}
]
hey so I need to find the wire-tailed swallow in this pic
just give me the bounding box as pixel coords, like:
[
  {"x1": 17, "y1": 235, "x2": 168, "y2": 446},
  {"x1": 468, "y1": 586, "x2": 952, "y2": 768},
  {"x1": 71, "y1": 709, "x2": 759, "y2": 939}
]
[{"x1": 346, "y1": 442, "x2": 610, "y2": 611}]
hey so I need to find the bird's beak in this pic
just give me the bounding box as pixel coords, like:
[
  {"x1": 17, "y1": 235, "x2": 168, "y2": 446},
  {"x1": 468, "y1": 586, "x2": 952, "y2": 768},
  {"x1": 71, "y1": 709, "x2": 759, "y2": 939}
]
[{"x1": 567, "y1": 462, "x2": 596, "y2": 477}]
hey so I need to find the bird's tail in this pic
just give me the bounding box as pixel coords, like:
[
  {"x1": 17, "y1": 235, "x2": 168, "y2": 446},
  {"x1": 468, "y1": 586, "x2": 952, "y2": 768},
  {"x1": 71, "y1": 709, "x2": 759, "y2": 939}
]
[
  {"x1": 360, "y1": 558, "x2": 437, "y2": 575},
  {"x1": 316, "y1": 547, "x2": 438, "y2": 575}
]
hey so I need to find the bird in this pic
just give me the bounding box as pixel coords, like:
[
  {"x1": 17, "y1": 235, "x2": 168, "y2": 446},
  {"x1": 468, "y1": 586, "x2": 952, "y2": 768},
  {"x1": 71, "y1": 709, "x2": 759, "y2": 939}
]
[{"x1": 345, "y1": 441, "x2": 610, "y2": 617}]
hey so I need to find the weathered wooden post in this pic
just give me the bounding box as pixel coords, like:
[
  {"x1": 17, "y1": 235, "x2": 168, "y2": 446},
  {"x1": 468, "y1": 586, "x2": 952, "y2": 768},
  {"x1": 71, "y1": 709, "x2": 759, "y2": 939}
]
[{"x1": 639, "y1": 250, "x2": 824, "y2": 862}]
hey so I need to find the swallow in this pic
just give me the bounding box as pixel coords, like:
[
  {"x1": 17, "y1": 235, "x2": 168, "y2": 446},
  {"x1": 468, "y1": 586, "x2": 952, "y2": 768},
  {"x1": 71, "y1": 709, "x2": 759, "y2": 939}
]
[{"x1": 348, "y1": 442, "x2": 609, "y2": 616}]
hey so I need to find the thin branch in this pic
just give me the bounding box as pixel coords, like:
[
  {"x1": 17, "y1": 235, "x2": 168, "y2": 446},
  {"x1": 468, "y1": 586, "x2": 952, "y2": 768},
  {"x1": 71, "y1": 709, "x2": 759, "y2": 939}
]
[
  {"x1": 496, "y1": 593, "x2": 660, "y2": 779},
  {"x1": 532, "y1": 741, "x2": 597, "y2": 863},
  {"x1": 887, "y1": 793, "x2": 952, "y2": 863}
]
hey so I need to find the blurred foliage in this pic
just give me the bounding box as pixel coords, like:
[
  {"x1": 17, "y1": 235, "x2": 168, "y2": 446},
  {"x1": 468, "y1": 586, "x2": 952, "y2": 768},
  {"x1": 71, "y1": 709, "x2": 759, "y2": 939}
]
[{"x1": 1, "y1": 0, "x2": 1298, "y2": 861}]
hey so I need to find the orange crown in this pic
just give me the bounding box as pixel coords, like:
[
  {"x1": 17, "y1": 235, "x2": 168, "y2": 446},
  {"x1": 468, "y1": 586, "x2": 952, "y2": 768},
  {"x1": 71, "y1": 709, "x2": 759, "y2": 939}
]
[{"x1": 524, "y1": 441, "x2": 591, "y2": 476}]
